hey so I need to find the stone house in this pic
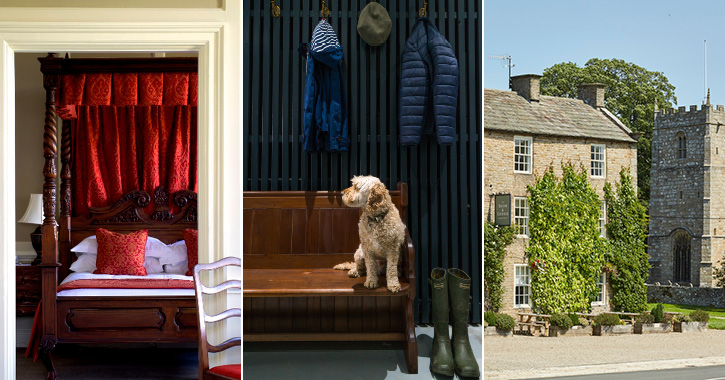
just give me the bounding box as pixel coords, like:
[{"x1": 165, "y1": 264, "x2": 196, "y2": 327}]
[
  {"x1": 484, "y1": 74, "x2": 639, "y2": 315},
  {"x1": 648, "y1": 100, "x2": 725, "y2": 287}
]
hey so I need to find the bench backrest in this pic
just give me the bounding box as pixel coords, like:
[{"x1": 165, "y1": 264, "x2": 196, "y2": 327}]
[{"x1": 243, "y1": 182, "x2": 408, "y2": 269}]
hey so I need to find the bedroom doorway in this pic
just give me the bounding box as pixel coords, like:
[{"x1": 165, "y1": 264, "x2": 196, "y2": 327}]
[{"x1": 13, "y1": 50, "x2": 200, "y2": 359}]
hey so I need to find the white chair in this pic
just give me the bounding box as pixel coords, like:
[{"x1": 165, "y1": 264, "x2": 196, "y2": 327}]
[{"x1": 193, "y1": 257, "x2": 241, "y2": 380}]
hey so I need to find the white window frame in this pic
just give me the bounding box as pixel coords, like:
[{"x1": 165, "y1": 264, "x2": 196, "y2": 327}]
[
  {"x1": 514, "y1": 136, "x2": 533, "y2": 174},
  {"x1": 599, "y1": 201, "x2": 607, "y2": 238},
  {"x1": 591, "y1": 144, "x2": 606, "y2": 178},
  {"x1": 593, "y1": 273, "x2": 606, "y2": 305},
  {"x1": 514, "y1": 264, "x2": 531, "y2": 308},
  {"x1": 514, "y1": 197, "x2": 529, "y2": 237}
]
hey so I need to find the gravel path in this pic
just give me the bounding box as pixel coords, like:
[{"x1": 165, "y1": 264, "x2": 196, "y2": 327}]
[{"x1": 485, "y1": 329, "x2": 725, "y2": 373}]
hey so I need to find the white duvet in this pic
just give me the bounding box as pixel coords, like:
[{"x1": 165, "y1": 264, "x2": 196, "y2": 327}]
[{"x1": 57, "y1": 272, "x2": 195, "y2": 297}]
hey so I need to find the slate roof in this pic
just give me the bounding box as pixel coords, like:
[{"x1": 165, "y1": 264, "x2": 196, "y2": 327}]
[{"x1": 484, "y1": 88, "x2": 637, "y2": 143}]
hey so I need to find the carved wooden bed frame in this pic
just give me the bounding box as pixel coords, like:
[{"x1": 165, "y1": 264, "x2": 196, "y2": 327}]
[{"x1": 37, "y1": 54, "x2": 199, "y2": 380}]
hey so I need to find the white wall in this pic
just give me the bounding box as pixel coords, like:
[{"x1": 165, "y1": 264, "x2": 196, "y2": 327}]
[{"x1": 14, "y1": 53, "x2": 44, "y2": 249}]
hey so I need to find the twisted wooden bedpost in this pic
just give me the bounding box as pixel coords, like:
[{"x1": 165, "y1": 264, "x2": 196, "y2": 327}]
[
  {"x1": 38, "y1": 52, "x2": 62, "y2": 380},
  {"x1": 58, "y1": 119, "x2": 72, "y2": 282}
]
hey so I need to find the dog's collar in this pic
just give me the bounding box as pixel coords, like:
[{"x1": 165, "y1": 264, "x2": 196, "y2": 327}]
[{"x1": 368, "y1": 208, "x2": 389, "y2": 224}]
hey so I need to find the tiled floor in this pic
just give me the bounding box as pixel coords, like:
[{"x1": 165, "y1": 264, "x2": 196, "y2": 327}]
[{"x1": 244, "y1": 325, "x2": 482, "y2": 380}]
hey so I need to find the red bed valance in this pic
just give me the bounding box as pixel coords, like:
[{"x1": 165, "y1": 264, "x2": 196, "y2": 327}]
[{"x1": 58, "y1": 72, "x2": 198, "y2": 119}]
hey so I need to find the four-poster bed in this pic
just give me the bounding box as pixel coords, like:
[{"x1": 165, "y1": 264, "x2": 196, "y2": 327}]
[{"x1": 34, "y1": 53, "x2": 200, "y2": 380}]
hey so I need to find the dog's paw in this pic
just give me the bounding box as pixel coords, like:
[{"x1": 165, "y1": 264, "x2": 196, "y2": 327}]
[
  {"x1": 333, "y1": 262, "x2": 353, "y2": 271},
  {"x1": 348, "y1": 268, "x2": 361, "y2": 278},
  {"x1": 364, "y1": 277, "x2": 379, "y2": 289},
  {"x1": 387, "y1": 282, "x2": 402, "y2": 293}
]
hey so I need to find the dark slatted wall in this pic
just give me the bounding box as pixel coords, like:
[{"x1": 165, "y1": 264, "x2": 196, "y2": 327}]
[{"x1": 243, "y1": 0, "x2": 482, "y2": 324}]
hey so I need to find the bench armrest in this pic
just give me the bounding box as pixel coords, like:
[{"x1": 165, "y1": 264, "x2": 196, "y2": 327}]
[{"x1": 401, "y1": 229, "x2": 415, "y2": 296}]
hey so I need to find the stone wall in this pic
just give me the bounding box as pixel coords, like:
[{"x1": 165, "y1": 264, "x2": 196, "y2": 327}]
[
  {"x1": 647, "y1": 284, "x2": 725, "y2": 308},
  {"x1": 484, "y1": 128, "x2": 637, "y2": 315}
]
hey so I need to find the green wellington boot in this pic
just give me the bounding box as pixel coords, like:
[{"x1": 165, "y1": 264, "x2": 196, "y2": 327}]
[
  {"x1": 448, "y1": 268, "x2": 481, "y2": 378},
  {"x1": 430, "y1": 268, "x2": 454, "y2": 376}
]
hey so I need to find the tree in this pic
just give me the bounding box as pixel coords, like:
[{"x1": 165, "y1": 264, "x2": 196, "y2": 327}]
[
  {"x1": 540, "y1": 58, "x2": 677, "y2": 204},
  {"x1": 527, "y1": 164, "x2": 606, "y2": 314},
  {"x1": 604, "y1": 168, "x2": 650, "y2": 312}
]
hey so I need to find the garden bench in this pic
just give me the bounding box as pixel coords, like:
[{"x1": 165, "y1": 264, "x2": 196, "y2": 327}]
[
  {"x1": 603, "y1": 311, "x2": 640, "y2": 325},
  {"x1": 242, "y1": 183, "x2": 418, "y2": 374},
  {"x1": 517, "y1": 313, "x2": 550, "y2": 336},
  {"x1": 575, "y1": 312, "x2": 597, "y2": 324},
  {"x1": 664, "y1": 312, "x2": 683, "y2": 319}
]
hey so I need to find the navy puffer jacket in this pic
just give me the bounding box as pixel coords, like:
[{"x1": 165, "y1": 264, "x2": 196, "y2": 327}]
[{"x1": 399, "y1": 17, "x2": 458, "y2": 146}]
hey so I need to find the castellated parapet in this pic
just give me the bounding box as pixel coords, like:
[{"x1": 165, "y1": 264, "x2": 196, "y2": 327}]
[{"x1": 649, "y1": 103, "x2": 725, "y2": 287}]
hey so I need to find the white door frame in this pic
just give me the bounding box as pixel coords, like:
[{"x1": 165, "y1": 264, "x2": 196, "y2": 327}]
[{"x1": 0, "y1": 11, "x2": 238, "y2": 378}]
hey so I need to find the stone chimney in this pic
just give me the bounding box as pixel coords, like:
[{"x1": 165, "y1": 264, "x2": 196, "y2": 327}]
[
  {"x1": 578, "y1": 83, "x2": 606, "y2": 109},
  {"x1": 511, "y1": 74, "x2": 541, "y2": 102}
]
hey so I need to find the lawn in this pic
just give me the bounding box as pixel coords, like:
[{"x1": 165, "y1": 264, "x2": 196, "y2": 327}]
[{"x1": 646, "y1": 303, "x2": 725, "y2": 329}]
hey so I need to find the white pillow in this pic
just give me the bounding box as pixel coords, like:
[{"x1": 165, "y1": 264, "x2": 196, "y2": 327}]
[
  {"x1": 144, "y1": 257, "x2": 164, "y2": 274},
  {"x1": 68, "y1": 253, "x2": 164, "y2": 274},
  {"x1": 159, "y1": 240, "x2": 188, "y2": 265},
  {"x1": 69, "y1": 253, "x2": 98, "y2": 273},
  {"x1": 71, "y1": 236, "x2": 98, "y2": 255},
  {"x1": 144, "y1": 237, "x2": 175, "y2": 258},
  {"x1": 71, "y1": 235, "x2": 169, "y2": 257},
  {"x1": 163, "y1": 260, "x2": 189, "y2": 275}
]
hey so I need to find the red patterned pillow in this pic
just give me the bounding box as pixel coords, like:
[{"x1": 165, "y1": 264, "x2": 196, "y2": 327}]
[
  {"x1": 94, "y1": 229, "x2": 148, "y2": 276},
  {"x1": 184, "y1": 229, "x2": 198, "y2": 276}
]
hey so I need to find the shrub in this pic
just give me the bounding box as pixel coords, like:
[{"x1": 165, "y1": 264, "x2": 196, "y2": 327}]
[
  {"x1": 484, "y1": 320, "x2": 488, "y2": 327},
  {"x1": 673, "y1": 314, "x2": 691, "y2": 323},
  {"x1": 550, "y1": 313, "x2": 573, "y2": 329},
  {"x1": 568, "y1": 313, "x2": 581, "y2": 326},
  {"x1": 494, "y1": 313, "x2": 516, "y2": 330},
  {"x1": 578, "y1": 317, "x2": 590, "y2": 327},
  {"x1": 636, "y1": 313, "x2": 654, "y2": 324},
  {"x1": 651, "y1": 303, "x2": 664, "y2": 323},
  {"x1": 593, "y1": 313, "x2": 620, "y2": 326},
  {"x1": 484, "y1": 311, "x2": 497, "y2": 327},
  {"x1": 690, "y1": 310, "x2": 710, "y2": 323}
]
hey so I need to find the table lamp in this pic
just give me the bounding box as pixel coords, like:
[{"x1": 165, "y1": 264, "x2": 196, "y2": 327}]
[{"x1": 18, "y1": 194, "x2": 43, "y2": 265}]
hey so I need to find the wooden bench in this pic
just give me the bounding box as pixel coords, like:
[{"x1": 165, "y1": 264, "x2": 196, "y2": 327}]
[
  {"x1": 603, "y1": 311, "x2": 640, "y2": 325},
  {"x1": 517, "y1": 313, "x2": 550, "y2": 336},
  {"x1": 575, "y1": 312, "x2": 597, "y2": 324},
  {"x1": 243, "y1": 183, "x2": 418, "y2": 374}
]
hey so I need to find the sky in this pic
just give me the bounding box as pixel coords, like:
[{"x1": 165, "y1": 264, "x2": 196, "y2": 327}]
[{"x1": 484, "y1": 0, "x2": 725, "y2": 108}]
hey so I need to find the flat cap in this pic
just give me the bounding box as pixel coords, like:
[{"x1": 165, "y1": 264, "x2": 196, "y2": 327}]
[{"x1": 357, "y1": 2, "x2": 392, "y2": 47}]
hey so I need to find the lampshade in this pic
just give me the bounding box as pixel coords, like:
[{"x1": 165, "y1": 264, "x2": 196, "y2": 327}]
[{"x1": 18, "y1": 194, "x2": 43, "y2": 225}]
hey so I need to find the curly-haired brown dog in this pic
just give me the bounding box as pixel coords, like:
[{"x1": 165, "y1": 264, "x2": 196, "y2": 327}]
[{"x1": 333, "y1": 176, "x2": 405, "y2": 293}]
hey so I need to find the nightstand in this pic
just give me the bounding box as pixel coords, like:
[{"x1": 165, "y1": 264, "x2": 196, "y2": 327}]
[{"x1": 16, "y1": 264, "x2": 41, "y2": 315}]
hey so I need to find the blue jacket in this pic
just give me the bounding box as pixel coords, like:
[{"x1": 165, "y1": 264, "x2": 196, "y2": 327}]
[
  {"x1": 300, "y1": 20, "x2": 349, "y2": 152},
  {"x1": 399, "y1": 17, "x2": 458, "y2": 146}
]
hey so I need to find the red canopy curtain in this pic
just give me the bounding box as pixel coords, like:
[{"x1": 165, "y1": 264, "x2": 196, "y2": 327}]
[
  {"x1": 63, "y1": 71, "x2": 198, "y2": 216},
  {"x1": 72, "y1": 105, "x2": 197, "y2": 216}
]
